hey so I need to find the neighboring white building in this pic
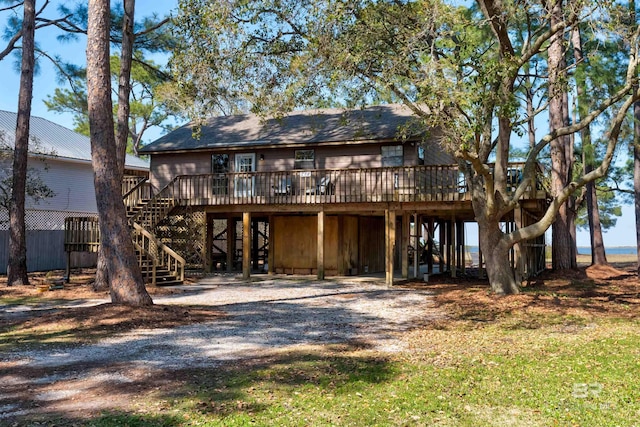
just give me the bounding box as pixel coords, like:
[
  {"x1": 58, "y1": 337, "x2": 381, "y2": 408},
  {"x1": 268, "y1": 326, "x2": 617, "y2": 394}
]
[{"x1": 0, "y1": 110, "x2": 149, "y2": 273}]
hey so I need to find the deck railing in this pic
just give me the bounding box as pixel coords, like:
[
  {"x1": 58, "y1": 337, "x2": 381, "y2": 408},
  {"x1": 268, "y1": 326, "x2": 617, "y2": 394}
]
[
  {"x1": 165, "y1": 165, "x2": 471, "y2": 206},
  {"x1": 122, "y1": 176, "x2": 152, "y2": 211}
]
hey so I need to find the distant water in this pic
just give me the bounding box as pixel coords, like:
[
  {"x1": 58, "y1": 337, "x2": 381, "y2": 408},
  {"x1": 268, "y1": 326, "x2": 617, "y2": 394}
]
[
  {"x1": 465, "y1": 245, "x2": 636, "y2": 255},
  {"x1": 577, "y1": 246, "x2": 636, "y2": 255}
]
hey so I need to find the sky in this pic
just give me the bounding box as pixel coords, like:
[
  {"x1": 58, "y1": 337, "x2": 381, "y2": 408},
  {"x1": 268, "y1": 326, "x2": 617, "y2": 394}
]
[{"x1": 0, "y1": 0, "x2": 636, "y2": 248}]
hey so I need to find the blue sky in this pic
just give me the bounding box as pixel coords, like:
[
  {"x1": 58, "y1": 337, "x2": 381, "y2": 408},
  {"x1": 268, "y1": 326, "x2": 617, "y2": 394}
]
[{"x1": 0, "y1": 0, "x2": 636, "y2": 248}]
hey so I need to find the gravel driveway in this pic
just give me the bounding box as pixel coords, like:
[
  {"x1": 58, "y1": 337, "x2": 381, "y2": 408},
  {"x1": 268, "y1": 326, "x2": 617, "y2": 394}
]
[{"x1": 1, "y1": 275, "x2": 441, "y2": 420}]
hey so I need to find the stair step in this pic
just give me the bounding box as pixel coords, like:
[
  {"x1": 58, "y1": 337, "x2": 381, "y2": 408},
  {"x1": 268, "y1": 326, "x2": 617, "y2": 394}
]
[{"x1": 151, "y1": 279, "x2": 183, "y2": 286}]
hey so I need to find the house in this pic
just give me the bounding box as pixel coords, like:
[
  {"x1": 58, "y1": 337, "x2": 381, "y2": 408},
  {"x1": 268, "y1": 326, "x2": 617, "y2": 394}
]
[
  {"x1": 136, "y1": 104, "x2": 548, "y2": 284},
  {"x1": 0, "y1": 110, "x2": 149, "y2": 273}
]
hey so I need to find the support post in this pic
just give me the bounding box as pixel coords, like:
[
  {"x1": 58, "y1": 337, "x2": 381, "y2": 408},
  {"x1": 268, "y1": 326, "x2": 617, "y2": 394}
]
[
  {"x1": 401, "y1": 212, "x2": 410, "y2": 279},
  {"x1": 205, "y1": 214, "x2": 213, "y2": 273},
  {"x1": 65, "y1": 251, "x2": 71, "y2": 283},
  {"x1": 514, "y1": 206, "x2": 524, "y2": 284},
  {"x1": 242, "y1": 212, "x2": 251, "y2": 279},
  {"x1": 385, "y1": 209, "x2": 396, "y2": 286},
  {"x1": 252, "y1": 218, "x2": 259, "y2": 271},
  {"x1": 337, "y1": 215, "x2": 346, "y2": 276},
  {"x1": 268, "y1": 216, "x2": 275, "y2": 274},
  {"x1": 478, "y1": 227, "x2": 484, "y2": 278},
  {"x1": 457, "y1": 220, "x2": 465, "y2": 274},
  {"x1": 413, "y1": 213, "x2": 420, "y2": 279},
  {"x1": 449, "y1": 218, "x2": 456, "y2": 278},
  {"x1": 317, "y1": 211, "x2": 325, "y2": 280},
  {"x1": 226, "y1": 216, "x2": 235, "y2": 272},
  {"x1": 427, "y1": 218, "x2": 434, "y2": 274},
  {"x1": 438, "y1": 220, "x2": 445, "y2": 273}
]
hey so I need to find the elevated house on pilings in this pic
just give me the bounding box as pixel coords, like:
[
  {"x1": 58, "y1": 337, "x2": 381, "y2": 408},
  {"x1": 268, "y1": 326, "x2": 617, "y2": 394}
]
[
  {"x1": 63, "y1": 104, "x2": 548, "y2": 286},
  {"x1": 122, "y1": 104, "x2": 550, "y2": 286}
]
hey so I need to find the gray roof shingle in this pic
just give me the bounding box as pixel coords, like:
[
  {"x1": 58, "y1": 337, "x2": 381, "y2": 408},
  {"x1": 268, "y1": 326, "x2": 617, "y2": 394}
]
[
  {"x1": 140, "y1": 104, "x2": 422, "y2": 153},
  {"x1": 0, "y1": 110, "x2": 149, "y2": 170}
]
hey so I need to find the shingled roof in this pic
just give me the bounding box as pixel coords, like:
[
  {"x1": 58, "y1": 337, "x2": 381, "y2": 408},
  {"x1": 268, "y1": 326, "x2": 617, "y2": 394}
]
[
  {"x1": 140, "y1": 104, "x2": 422, "y2": 154},
  {"x1": 0, "y1": 110, "x2": 149, "y2": 170}
]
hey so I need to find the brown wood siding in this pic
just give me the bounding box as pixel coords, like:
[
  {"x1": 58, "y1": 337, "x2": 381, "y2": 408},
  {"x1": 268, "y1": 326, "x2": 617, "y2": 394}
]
[
  {"x1": 148, "y1": 137, "x2": 452, "y2": 193},
  {"x1": 150, "y1": 152, "x2": 212, "y2": 191},
  {"x1": 272, "y1": 215, "x2": 339, "y2": 273},
  {"x1": 359, "y1": 216, "x2": 385, "y2": 273},
  {"x1": 339, "y1": 216, "x2": 359, "y2": 274}
]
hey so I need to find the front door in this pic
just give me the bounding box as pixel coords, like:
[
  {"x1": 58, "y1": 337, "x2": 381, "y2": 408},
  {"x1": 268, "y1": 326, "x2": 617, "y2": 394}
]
[{"x1": 235, "y1": 153, "x2": 256, "y2": 197}]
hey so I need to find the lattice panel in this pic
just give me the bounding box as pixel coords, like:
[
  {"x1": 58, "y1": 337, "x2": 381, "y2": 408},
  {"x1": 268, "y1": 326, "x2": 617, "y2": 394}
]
[
  {"x1": 155, "y1": 207, "x2": 206, "y2": 269},
  {"x1": 0, "y1": 209, "x2": 97, "y2": 231}
]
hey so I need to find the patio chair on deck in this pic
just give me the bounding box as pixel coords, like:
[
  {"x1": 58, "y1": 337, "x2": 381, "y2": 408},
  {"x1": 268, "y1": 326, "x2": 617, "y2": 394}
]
[
  {"x1": 305, "y1": 176, "x2": 334, "y2": 195},
  {"x1": 272, "y1": 176, "x2": 292, "y2": 195}
]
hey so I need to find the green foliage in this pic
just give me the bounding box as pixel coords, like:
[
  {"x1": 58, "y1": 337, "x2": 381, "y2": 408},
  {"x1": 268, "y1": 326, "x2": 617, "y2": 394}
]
[
  {"x1": 169, "y1": 0, "x2": 640, "y2": 290},
  {"x1": 45, "y1": 53, "x2": 172, "y2": 152},
  {"x1": 0, "y1": 132, "x2": 55, "y2": 224}
]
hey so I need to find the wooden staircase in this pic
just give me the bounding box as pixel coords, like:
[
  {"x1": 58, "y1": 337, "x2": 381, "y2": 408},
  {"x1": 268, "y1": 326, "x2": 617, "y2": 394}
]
[{"x1": 123, "y1": 177, "x2": 185, "y2": 286}]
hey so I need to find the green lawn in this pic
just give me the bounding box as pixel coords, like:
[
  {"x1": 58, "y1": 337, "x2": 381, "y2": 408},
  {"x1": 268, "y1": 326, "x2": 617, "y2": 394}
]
[
  {"x1": 20, "y1": 316, "x2": 638, "y2": 427},
  {"x1": 4, "y1": 273, "x2": 640, "y2": 426}
]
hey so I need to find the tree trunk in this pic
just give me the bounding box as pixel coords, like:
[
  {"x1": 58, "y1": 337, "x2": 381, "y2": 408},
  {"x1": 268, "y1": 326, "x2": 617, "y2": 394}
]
[
  {"x1": 7, "y1": 0, "x2": 36, "y2": 287},
  {"x1": 588, "y1": 180, "x2": 607, "y2": 264},
  {"x1": 87, "y1": 0, "x2": 152, "y2": 306},
  {"x1": 93, "y1": 244, "x2": 109, "y2": 291},
  {"x1": 116, "y1": 0, "x2": 135, "y2": 171},
  {"x1": 479, "y1": 218, "x2": 519, "y2": 295},
  {"x1": 635, "y1": 93, "x2": 640, "y2": 277},
  {"x1": 632, "y1": 0, "x2": 640, "y2": 278},
  {"x1": 572, "y1": 24, "x2": 607, "y2": 265},
  {"x1": 549, "y1": 0, "x2": 577, "y2": 270},
  {"x1": 94, "y1": 0, "x2": 136, "y2": 291}
]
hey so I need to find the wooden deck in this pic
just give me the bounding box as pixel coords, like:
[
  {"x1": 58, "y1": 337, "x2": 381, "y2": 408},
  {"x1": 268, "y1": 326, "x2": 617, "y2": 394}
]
[{"x1": 154, "y1": 164, "x2": 546, "y2": 214}]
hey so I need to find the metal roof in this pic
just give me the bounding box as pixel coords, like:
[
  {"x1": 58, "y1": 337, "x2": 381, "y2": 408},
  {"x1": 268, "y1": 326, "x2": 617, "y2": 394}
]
[
  {"x1": 0, "y1": 110, "x2": 149, "y2": 170},
  {"x1": 140, "y1": 104, "x2": 422, "y2": 154}
]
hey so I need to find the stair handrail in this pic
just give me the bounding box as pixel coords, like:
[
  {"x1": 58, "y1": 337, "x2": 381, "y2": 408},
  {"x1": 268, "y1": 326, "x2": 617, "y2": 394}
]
[
  {"x1": 129, "y1": 175, "x2": 179, "y2": 229},
  {"x1": 131, "y1": 238, "x2": 157, "y2": 285},
  {"x1": 132, "y1": 222, "x2": 185, "y2": 283},
  {"x1": 122, "y1": 176, "x2": 149, "y2": 200}
]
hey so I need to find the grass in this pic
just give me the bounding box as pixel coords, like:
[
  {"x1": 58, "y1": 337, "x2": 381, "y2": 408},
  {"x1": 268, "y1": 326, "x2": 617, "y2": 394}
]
[
  {"x1": 4, "y1": 264, "x2": 640, "y2": 426},
  {"x1": 16, "y1": 315, "x2": 640, "y2": 427}
]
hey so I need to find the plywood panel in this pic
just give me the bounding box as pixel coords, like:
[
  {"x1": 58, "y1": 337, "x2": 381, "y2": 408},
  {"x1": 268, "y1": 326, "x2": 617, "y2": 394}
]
[
  {"x1": 339, "y1": 216, "x2": 359, "y2": 274},
  {"x1": 272, "y1": 215, "x2": 339, "y2": 273},
  {"x1": 359, "y1": 216, "x2": 385, "y2": 273}
]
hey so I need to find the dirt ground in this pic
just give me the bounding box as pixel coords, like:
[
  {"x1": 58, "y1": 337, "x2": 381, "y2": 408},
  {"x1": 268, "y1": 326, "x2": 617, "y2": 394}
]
[
  {"x1": 1, "y1": 260, "x2": 639, "y2": 347},
  {"x1": 0, "y1": 259, "x2": 639, "y2": 422}
]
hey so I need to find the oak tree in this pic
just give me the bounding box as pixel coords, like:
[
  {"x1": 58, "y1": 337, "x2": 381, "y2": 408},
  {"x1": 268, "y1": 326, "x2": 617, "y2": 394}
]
[{"x1": 171, "y1": 0, "x2": 640, "y2": 294}]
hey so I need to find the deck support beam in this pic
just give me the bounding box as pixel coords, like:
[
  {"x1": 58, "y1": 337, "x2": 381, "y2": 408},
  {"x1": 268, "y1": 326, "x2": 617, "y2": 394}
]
[
  {"x1": 438, "y1": 220, "x2": 445, "y2": 274},
  {"x1": 401, "y1": 212, "x2": 410, "y2": 279},
  {"x1": 449, "y1": 217, "x2": 456, "y2": 278},
  {"x1": 385, "y1": 209, "x2": 396, "y2": 286},
  {"x1": 413, "y1": 213, "x2": 420, "y2": 279},
  {"x1": 427, "y1": 218, "x2": 434, "y2": 275},
  {"x1": 242, "y1": 212, "x2": 251, "y2": 279},
  {"x1": 514, "y1": 206, "x2": 524, "y2": 284},
  {"x1": 317, "y1": 210, "x2": 325, "y2": 280},
  {"x1": 205, "y1": 214, "x2": 213, "y2": 273},
  {"x1": 226, "y1": 216, "x2": 235, "y2": 273},
  {"x1": 478, "y1": 226, "x2": 485, "y2": 278},
  {"x1": 268, "y1": 215, "x2": 275, "y2": 274}
]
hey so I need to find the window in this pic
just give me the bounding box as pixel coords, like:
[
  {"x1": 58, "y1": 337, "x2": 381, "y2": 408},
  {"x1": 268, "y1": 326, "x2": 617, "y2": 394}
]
[
  {"x1": 212, "y1": 154, "x2": 229, "y2": 174},
  {"x1": 381, "y1": 145, "x2": 403, "y2": 167},
  {"x1": 294, "y1": 149, "x2": 315, "y2": 169},
  {"x1": 211, "y1": 154, "x2": 229, "y2": 195},
  {"x1": 418, "y1": 145, "x2": 425, "y2": 165}
]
